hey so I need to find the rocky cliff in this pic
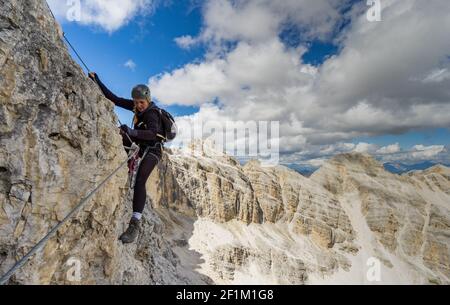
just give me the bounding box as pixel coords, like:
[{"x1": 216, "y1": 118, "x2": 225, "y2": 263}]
[
  {"x1": 1, "y1": 0, "x2": 449, "y2": 285},
  {"x1": 148, "y1": 144, "x2": 450, "y2": 284},
  {"x1": 0, "y1": 0, "x2": 195, "y2": 285}
]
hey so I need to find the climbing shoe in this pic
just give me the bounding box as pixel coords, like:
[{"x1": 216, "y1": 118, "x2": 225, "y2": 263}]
[{"x1": 119, "y1": 218, "x2": 141, "y2": 244}]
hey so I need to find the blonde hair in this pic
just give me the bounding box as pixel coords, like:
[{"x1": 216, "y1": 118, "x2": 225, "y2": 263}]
[{"x1": 133, "y1": 106, "x2": 139, "y2": 126}]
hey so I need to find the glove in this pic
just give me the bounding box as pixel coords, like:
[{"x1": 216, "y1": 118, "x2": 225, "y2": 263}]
[
  {"x1": 88, "y1": 72, "x2": 98, "y2": 82},
  {"x1": 120, "y1": 125, "x2": 137, "y2": 138}
]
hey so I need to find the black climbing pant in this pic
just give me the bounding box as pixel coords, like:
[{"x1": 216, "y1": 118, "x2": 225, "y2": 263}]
[
  {"x1": 133, "y1": 153, "x2": 159, "y2": 213},
  {"x1": 122, "y1": 135, "x2": 161, "y2": 214}
]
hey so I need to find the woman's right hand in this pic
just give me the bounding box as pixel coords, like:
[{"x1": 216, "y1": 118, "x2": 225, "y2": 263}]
[{"x1": 88, "y1": 72, "x2": 97, "y2": 81}]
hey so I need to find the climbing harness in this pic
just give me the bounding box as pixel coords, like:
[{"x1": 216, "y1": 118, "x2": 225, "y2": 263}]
[
  {"x1": 128, "y1": 146, "x2": 150, "y2": 189},
  {"x1": 118, "y1": 118, "x2": 163, "y2": 190},
  {"x1": 125, "y1": 144, "x2": 163, "y2": 189},
  {"x1": 0, "y1": 143, "x2": 141, "y2": 285}
]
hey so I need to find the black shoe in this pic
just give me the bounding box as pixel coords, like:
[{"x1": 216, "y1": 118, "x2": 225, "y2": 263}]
[{"x1": 119, "y1": 218, "x2": 141, "y2": 244}]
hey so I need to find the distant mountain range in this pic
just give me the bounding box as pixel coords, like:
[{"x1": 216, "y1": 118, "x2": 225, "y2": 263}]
[
  {"x1": 284, "y1": 163, "x2": 318, "y2": 177},
  {"x1": 383, "y1": 161, "x2": 450, "y2": 174},
  {"x1": 287, "y1": 160, "x2": 450, "y2": 176}
]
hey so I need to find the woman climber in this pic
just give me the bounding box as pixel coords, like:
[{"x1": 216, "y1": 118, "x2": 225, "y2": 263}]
[{"x1": 88, "y1": 72, "x2": 164, "y2": 244}]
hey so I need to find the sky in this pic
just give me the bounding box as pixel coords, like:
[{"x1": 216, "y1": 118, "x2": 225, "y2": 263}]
[{"x1": 47, "y1": 0, "x2": 450, "y2": 167}]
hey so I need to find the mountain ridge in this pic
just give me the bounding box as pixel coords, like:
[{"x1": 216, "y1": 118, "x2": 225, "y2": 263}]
[{"x1": 147, "y1": 145, "x2": 450, "y2": 284}]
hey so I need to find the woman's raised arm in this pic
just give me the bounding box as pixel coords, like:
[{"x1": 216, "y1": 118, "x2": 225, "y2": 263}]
[{"x1": 89, "y1": 72, "x2": 134, "y2": 111}]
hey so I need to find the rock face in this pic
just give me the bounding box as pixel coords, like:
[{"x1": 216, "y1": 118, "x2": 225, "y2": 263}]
[
  {"x1": 146, "y1": 143, "x2": 450, "y2": 284},
  {"x1": 1, "y1": 0, "x2": 449, "y2": 285},
  {"x1": 310, "y1": 154, "x2": 450, "y2": 283},
  {"x1": 1, "y1": 0, "x2": 123, "y2": 284}
]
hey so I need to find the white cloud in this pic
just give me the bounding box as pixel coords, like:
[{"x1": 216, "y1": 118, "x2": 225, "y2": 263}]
[
  {"x1": 199, "y1": 0, "x2": 281, "y2": 44},
  {"x1": 353, "y1": 142, "x2": 378, "y2": 154},
  {"x1": 192, "y1": 0, "x2": 351, "y2": 47},
  {"x1": 124, "y1": 59, "x2": 137, "y2": 71},
  {"x1": 304, "y1": 158, "x2": 328, "y2": 168},
  {"x1": 280, "y1": 142, "x2": 449, "y2": 168},
  {"x1": 47, "y1": 0, "x2": 157, "y2": 32},
  {"x1": 151, "y1": 38, "x2": 312, "y2": 107},
  {"x1": 169, "y1": 104, "x2": 449, "y2": 166},
  {"x1": 376, "y1": 145, "x2": 449, "y2": 164},
  {"x1": 410, "y1": 145, "x2": 446, "y2": 159},
  {"x1": 174, "y1": 35, "x2": 198, "y2": 49},
  {"x1": 150, "y1": 59, "x2": 232, "y2": 105},
  {"x1": 151, "y1": 0, "x2": 450, "y2": 160},
  {"x1": 377, "y1": 143, "x2": 401, "y2": 155},
  {"x1": 422, "y1": 68, "x2": 450, "y2": 83}
]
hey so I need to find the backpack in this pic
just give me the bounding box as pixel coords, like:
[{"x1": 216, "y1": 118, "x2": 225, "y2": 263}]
[{"x1": 151, "y1": 105, "x2": 177, "y2": 143}]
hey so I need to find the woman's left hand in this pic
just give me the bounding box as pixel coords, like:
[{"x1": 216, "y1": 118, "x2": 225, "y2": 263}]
[
  {"x1": 120, "y1": 124, "x2": 130, "y2": 134},
  {"x1": 120, "y1": 125, "x2": 137, "y2": 137}
]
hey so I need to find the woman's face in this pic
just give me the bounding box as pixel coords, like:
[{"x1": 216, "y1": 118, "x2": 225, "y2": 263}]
[{"x1": 134, "y1": 99, "x2": 149, "y2": 112}]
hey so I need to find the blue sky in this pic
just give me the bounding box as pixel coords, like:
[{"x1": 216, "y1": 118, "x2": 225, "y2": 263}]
[
  {"x1": 60, "y1": 0, "x2": 203, "y2": 124},
  {"x1": 48, "y1": 0, "x2": 450, "y2": 166}
]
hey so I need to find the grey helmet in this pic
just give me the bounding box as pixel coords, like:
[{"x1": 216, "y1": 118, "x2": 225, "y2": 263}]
[{"x1": 132, "y1": 84, "x2": 151, "y2": 101}]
